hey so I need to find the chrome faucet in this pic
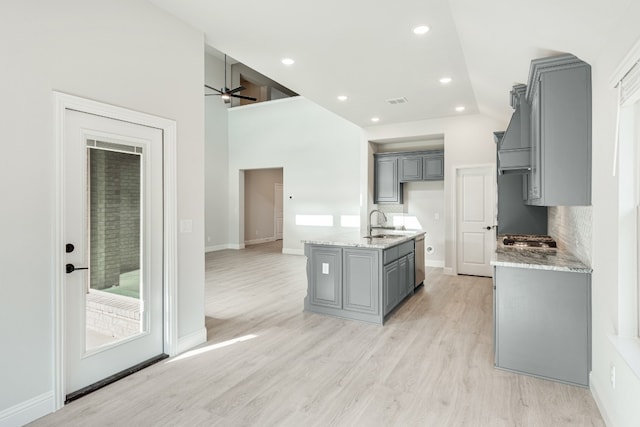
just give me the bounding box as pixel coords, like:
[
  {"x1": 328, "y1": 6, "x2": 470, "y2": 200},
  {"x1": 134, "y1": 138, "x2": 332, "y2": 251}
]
[{"x1": 368, "y1": 209, "x2": 388, "y2": 236}]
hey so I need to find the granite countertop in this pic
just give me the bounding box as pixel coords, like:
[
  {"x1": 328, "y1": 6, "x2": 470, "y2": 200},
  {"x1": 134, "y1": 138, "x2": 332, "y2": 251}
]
[
  {"x1": 491, "y1": 244, "x2": 592, "y2": 273},
  {"x1": 302, "y1": 231, "x2": 425, "y2": 249}
]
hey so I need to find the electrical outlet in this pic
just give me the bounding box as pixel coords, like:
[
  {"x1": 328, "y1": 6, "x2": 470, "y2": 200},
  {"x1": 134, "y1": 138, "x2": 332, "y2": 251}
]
[{"x1": 610, "y1": 363, "x2": 616, "y2": 389}]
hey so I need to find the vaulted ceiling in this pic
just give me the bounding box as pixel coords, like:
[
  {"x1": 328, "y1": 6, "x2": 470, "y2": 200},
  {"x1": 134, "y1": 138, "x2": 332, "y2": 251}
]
[{"x1": 149, "y1": 0, "x2": 635, "y2": 128}]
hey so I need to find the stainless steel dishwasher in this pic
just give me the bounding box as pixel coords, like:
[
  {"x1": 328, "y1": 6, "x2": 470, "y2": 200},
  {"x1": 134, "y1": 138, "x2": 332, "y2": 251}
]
[{"x1": 414, "y1": 234, "x2": 425, "y2": 288}]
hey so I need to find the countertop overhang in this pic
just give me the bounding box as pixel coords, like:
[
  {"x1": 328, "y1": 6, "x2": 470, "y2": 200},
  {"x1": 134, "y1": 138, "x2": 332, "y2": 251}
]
[
  {"x1": 302, "y1": 231, "x2": 425, "y2": 250},
  {"x1": 491, "y1": 243, "x2": 592, "y2": 273}
]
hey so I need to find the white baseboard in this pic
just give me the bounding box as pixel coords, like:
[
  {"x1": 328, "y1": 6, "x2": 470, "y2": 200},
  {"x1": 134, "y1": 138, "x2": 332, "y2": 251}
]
[
  {"x1": 443, "y1": 267, "x2": 454, "y2": 276},
  {"x1": 589, "y1": 372, "x2": 614, "y2": 427},
  {"x1": 425, "y1": 260, "x2": 445, "y2": 268},
  {"x1": 176, "y1": 327, "x2": 207, "y2": 355},
  {"x1": 0, "y1": 391, "x2": 55, "y2": 427},
  {"x1": 205, "y1": 244, "x2": 232, "y2": 253},
  {"x1": 227, "y1": 243, "x2": 245, "y2": 250},
  {"x1": 245, "y1": 237, "x2": 276, "y2": 246},
  {"x1": 282, "y1": 248, "x2": 304, "y2": 256}
]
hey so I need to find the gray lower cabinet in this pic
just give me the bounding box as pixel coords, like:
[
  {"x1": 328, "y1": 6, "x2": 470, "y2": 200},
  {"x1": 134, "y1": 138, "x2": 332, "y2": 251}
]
[
  {"x1": 383, "y1": 241, "x2": 414, "y2": 316},
  {"x1": 383, "y1": 261, "x2": 400, "y2": 316},
  {"x1": 494, "y1": 266, "x2": 591, "y2": 386},
  {"x1": 343, "y1": 248, "x2": 379, "y2": 315},
  {"x1": 305, "y1": 240, "x2": 415, "y2": 324},
  {"x1": 306, "y1": 245, "x2": 342, "y2": 309}
]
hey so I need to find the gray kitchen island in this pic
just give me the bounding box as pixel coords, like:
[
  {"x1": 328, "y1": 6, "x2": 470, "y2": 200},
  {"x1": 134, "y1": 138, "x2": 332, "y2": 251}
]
[
  {"x1": 302, "y1": 232, "x2": 424, "y2": 325},
  {"x1": 491, "y1": 243, "x2": 592, "y2": 387}
]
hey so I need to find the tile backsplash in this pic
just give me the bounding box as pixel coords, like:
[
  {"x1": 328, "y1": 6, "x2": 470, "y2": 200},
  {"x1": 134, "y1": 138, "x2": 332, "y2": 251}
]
[{"x1": 548, "y1": 205, "x2": 592, "y2": 266}]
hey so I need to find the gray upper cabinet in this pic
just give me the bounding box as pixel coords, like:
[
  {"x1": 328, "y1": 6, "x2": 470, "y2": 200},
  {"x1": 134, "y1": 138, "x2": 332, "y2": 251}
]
[
  {"x1": 423, "y1": 151, "x2": 444, "y2": 180},
  {"x1": 374, "y1": 155, "x2": 402, "y2": 204},
  {"x1": 526, "y1": 54, "x2": 592, "y2": 206},
  {"x1": 400, "y1": 155, "x2": 423, "y2": 181},
  {"x1": 375, "y1": 150, "x2": 444, "y2": 204}
]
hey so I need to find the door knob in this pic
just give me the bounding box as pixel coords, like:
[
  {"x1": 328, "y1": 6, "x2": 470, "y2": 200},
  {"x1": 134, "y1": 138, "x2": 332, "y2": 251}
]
[
  {"x1": 484, "y1": 225, "x2": 496, "y2": 231},
  {"x1": 66, "y1": 264, "x2": 89, "y2": 274}
]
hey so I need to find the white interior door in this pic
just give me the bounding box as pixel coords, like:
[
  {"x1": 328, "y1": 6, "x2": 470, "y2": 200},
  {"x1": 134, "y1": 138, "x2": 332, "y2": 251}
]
[
  {"x1": 275, "y1": 183, "x2": 283, "y2": 240},
  {"x1": 64, "y1": 110, "x2": 164, "y2": 398},
  {"x1": 456, "y1": 166, "x2": 495, "y2": 277}
]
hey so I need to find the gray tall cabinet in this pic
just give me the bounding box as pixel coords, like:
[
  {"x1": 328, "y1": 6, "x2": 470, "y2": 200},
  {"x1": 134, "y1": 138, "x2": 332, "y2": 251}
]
[{"x1": 526, "y1": 55, "x2": 592, "y2": 206}]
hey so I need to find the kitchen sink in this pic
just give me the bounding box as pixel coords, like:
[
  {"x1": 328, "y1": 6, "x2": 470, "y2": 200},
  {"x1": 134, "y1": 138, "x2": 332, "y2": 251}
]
[{"x1": 363, "y1": 234, "x2": 405, "y2": 240}]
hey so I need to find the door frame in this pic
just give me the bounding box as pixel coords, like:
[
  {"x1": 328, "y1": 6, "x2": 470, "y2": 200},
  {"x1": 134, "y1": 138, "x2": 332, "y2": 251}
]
[
  {"x1": 52, "y1": 92, "x2": 178, "y2": 409},
  {"x1": 451, "y1": 163, "x2": 496, "y2": 276}
]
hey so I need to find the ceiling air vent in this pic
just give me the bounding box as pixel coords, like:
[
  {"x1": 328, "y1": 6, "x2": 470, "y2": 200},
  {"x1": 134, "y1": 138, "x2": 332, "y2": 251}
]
[{"x1": 385, "y1": 97, "x2": 408, "y2": 105}]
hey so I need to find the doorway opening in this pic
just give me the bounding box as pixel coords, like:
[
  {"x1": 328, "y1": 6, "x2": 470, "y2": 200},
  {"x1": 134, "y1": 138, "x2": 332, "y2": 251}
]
[{"x1": 242, "y1": 168, "x2": 284, "y2": 246}]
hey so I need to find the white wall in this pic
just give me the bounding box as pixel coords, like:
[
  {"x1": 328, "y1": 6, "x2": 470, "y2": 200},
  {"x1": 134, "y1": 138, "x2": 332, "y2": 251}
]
[
  {"x1": 205, "y1": 53, "x2": 230, "y2": 252},
  {"x1": 586, "y1": 4, "x2": 640, "y2": 425},
  {"x1": 0, "y1": 0, "x2": 205, "y2": 423},
  {"x1": 364, "y1": 114, "x2": 507, "y2": 272},
  {"x1": 244, "y1": 168, "x2": 283, "y2": 244},
  {"x1": 405, "y1": 181, "x2": 446, "y2": 267},
  {"x1": 227, "y1": 97, "x2": 365, "y2": 254}
]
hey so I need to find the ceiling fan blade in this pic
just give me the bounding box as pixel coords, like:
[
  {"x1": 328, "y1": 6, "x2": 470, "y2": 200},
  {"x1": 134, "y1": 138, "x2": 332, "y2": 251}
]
[
  {"x1": 204, "y1": 94, "x2": 222, "y2": 96},
  {"x1": 231, "y1": 94, "x2": 257, "y2": 101},
  {"x1": 226, "y1": 86, "x2": 246, "y2": 95},
  {"x1": 204, "y1": 84, "x2": 223, "y2": 93}
]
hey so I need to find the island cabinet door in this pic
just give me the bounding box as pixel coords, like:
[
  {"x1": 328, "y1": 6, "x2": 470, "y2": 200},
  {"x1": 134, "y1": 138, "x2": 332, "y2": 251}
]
[
  {"x1": 342, "y1": 249, "x2": 379, "y2": 315},
  {"x1": 383, "y1": 261, "x2": 400, "y2": 316},
  {"x1": 308, "y1": 246, "x2": 342, "y2": 309}
]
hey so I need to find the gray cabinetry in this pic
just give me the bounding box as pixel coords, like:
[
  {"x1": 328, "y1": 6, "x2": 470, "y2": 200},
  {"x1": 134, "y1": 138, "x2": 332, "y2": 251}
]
[
  {"x1": 494, "y1": 266, "x2": 591, "y2": 386},
  {"x1": 343, "y1": 248, "x2": 379, "y2": 315},
  {"x1": 400, "y1": 155, "x2": 423, "y2": 181},
  {"x1": 422, "y1": 151, "x2": 444, "y2": 180},
  {"x1": 304, "y1": 238, "x2": 417, "y2": 324},
  {"x1": 374, "y1": 155, "x2": 402, "y2": 204},
  {"x1": 526, "y1": 54, "x2": 592, "y2": 206},
  {"x1": 306, "y1": 246, "x2": 342, "y2": 309},
  {"x1": 383, "y1": 261, "x2": 399, "y2": 316},
  {"x1": 382, "y1": 240, "x2": 414, "y2": 316},
  {"x1": 375, "y1": 150, "x2": 444, "y2": 204}
]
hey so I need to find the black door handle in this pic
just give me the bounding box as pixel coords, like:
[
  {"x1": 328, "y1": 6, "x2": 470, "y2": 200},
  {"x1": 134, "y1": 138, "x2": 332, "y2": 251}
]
[{"x1": 66, "y1": 264, "x2": 89, "y2": 274}]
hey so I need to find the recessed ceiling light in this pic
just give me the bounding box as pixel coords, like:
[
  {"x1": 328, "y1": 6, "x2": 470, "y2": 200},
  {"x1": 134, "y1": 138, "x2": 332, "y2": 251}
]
[
  {"x1": 281, "y1": 58, "x2": 295, "y2": 65},
  {"x1": 439, "y1": 77, "x2": 452, "y2": 84},
  {"x1": 455, "y1": 106, "x2": 465, "y2": 112},
  {"x1": 371, "y1": 117, "x2": 380, "y2": 122},
  {"x1": 337, "y1": 95, "x2": 348, "y2": 101},
  {"x1": 413, "y1": 25, "x2": 430, "y2": 35}
]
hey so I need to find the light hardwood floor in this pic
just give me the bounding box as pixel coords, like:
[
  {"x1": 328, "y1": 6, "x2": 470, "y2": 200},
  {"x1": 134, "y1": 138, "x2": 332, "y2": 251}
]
[{"x1": 31, "y1": 241, "x2": 604, "y2": 426}]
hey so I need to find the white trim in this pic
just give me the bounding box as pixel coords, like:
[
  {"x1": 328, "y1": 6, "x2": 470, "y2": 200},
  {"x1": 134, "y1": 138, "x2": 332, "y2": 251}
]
[
  {"x1": 0, "y1": 390, "x2": 55, "y2": 427},
  {"x1": 205, "y1": 244, "x2": 234, "y2": 253},
  {"x1": 282, "y1": 248, "x2": 304, "y2": 256},
  {"x1": 610, "y1": 36, "x2": 640, "y2": 87},
  {"x1": 228, "y1": 243, "x2": 246, "y2": 250},
  {"x1": 52, "y1": 92, "x2": 178, "y2": 410},
  {"x1": 0, "y1": 391, "x2": 54, "y2": 427},
  {"x1": 589, "y1": 372, "x2": 615, "y2": 427},
  {"x1": 176, "y1": 327, "x2": 208, "y2": 355},
  {"x1": 245, "y1": 237, "x2": 276, "y2": 246},
  {"x1": 425, "y1": 260, "x2": 445, "y2": 268}
]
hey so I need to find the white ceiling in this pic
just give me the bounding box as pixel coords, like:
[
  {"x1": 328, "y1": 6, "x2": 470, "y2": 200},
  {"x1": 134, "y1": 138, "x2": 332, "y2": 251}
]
[{"x1": 149, "y1": 0, "x2": 635, "y2": 128}]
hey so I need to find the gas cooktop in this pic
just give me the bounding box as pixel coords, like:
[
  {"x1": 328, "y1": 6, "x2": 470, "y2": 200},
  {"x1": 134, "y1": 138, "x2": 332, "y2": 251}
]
[{"x1": 501, "y1": 234, "x2": 557, "y2": 248}]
